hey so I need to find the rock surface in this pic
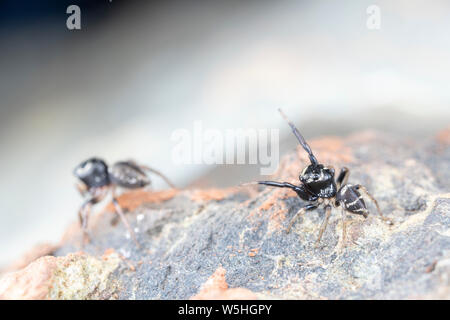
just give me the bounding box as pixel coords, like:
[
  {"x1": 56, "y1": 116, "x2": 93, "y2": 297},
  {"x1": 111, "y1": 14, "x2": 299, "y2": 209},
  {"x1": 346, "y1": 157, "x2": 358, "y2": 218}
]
[
  {"x1": 1, "y1": 129, "x2": 449, "y2": 299},
  {"x1": 0, "y1": 251, "x2": 120, "y2": 299},
  {"x1": 190, "y1": 267, "x2": 258, "y2": 300}
]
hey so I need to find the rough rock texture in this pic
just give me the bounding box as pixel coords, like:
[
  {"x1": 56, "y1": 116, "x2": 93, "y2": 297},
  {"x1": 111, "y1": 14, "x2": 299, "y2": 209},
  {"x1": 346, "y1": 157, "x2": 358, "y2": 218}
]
[
  {"x1": 1, "y1": 129, "x2": 449, "y2": 299},
  {"x1": 0, "y1": 251, "x2": 120, "y2": 299}
]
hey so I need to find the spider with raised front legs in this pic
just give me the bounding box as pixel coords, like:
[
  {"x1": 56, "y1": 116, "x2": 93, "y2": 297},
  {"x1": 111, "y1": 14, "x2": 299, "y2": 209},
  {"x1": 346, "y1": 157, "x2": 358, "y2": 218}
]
[
  {"x1": 251, "y1": 109, "x2": 392, "y2": 248},
  {"x1": 73, "y1": 158, "x2": 175, "y2": 247}
]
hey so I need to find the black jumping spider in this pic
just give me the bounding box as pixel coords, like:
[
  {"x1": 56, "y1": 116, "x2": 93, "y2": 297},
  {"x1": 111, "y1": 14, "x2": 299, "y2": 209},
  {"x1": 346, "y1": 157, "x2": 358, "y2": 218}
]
[
  {"x1": 255, "y1": 109, "x2": 392, "y2": 248},
  {"x1": 73, "y1": 158, "x2": 175, "y2": 247}
]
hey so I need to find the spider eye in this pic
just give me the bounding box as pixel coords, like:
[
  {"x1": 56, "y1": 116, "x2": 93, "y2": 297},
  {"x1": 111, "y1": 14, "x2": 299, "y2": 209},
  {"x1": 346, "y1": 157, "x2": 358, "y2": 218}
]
[{"x1": 75, "y1": 161, "x2": 93, "y2": 177}]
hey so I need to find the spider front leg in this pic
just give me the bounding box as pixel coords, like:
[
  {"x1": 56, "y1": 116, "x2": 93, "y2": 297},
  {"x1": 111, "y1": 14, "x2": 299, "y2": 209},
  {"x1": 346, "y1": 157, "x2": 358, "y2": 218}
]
[
  {"x1": 76, "y1": 182, "x2": 88, "y2": 197},
  {"x1": 257, "y1": 181, "x2": 318, "y2": 202},
  {"x1": 78, "y1": 198, "x2": 95, "y2": 245},
  {"x1": 78, "y1": 187, "x2": 108, "y2": 246},
  {"x1": 111, "y1": 186, "x2": 141, "y2": 248},
  {"x1": 286, "y1": 203, "x2": 317, "y2": 233},
  {"x1": 354, "y1": 184, "x2": 393, "y2": 225}
]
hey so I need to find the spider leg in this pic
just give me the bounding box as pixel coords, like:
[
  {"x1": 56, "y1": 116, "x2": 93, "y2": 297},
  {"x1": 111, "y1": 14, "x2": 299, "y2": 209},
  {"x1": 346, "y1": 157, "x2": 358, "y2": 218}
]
[
  {"x1": 77, "y1": 187, "x2": 109, "y2": 246},
  {"x1": 256, "y1": 181, "x2": 317, "y2": 201},
  {"x1": 78, "y1": 198, "x2": 95, "y2": 245},
  {"x1": 258, "y1": 181, "x2": 300, "y2": 189},
  {"x1": 278, "y1": 108, "x2": 318, "y2": 166},
  {"x1": 338, "y1": 207, "x2": 348, "y2": 250},
  {"x1": 336, "y1": 167, "x2": 350, "y2": 189},
  {"x1": 76, "y1": 182, "x2": 88, "y2": 197},
  {"x1": 286, "y1": 203, "x2": 318, "y2": 233},
  {"x1": 141, "y1": 165, "x2": 176, "y2": 189},
  {"x1": 126, "y1": 159, "x2": 176, "y2": 189},
  {"x1": 315, "y1": 204, "x2": 332, "y2": 246},
  {"x1": 111, "y1": 187, "x2": 141, "y2": 248},
  {"x1": 355, "y1": 184, "x2": 393, "y2": 225}
]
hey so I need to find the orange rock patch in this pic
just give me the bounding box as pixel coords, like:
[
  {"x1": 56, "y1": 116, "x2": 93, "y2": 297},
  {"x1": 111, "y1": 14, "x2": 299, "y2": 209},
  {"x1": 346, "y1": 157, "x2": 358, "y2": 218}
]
[
  {"x1": 189, "y1": 187, "x2": 237, "y2": 203},
  {"x1": 436, "y1": 127, "x2": 450, "y2": 146},
  {"x1": 104, "y1": 189, "x2": 178, "y2": 213},
  {"x1": 0, "y1": 255, "x2": 58, "y2": 300},
  {"x1": 248, "y1": 187, "x2": 293, "y2": 233},
  {"x1": 248, "y1": 248, "x2": 259, "y2": 257},
  {"x1": 190, "y1": 267, "x2": 257, "y2": 300},
  {"x1": 0, "y1": 250, "x2": 119, "y2": 300}
]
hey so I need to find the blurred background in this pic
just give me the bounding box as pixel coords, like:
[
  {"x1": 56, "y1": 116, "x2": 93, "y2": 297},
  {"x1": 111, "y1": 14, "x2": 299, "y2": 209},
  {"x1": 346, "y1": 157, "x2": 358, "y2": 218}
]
[{"x1": 0, "y1": 0, "x2": 449, "y2": 267}]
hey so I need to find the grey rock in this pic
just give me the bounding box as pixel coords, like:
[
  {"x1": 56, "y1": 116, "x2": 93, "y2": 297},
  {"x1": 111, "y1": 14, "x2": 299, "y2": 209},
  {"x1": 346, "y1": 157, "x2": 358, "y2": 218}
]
[{"x1": 55, "y1": 130, "x2": 450, "y2": 299}]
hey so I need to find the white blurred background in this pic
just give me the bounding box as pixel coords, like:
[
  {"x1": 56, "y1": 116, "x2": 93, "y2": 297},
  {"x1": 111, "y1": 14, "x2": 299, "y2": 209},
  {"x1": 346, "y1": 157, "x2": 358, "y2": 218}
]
[{"x1": 0, "y1": 0, "x2": 449, "y2": 267}]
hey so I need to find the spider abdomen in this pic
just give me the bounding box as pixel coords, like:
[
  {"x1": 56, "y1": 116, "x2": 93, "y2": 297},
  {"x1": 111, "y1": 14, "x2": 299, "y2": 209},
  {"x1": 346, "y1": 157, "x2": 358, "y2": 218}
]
[
  {"x1": 336, "y1": 184, "x2": 368, "y2": 217},
  {"x1": 109, "y1": 161, "x2": 151, "y2": 189}
]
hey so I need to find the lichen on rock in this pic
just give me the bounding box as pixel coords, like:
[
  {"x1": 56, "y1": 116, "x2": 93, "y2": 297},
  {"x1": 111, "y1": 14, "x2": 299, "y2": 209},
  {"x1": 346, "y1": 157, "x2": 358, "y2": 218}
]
[
  {"x1": 0, "y1": 250, "x2": 121, "y2": 300},
  {"x1": 48, "y1": 251, "x2": 121, "y2": 300}
]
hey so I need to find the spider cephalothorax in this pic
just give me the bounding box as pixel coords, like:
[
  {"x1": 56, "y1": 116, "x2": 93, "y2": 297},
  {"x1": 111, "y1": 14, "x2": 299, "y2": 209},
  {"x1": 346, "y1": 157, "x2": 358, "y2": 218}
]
[
  {"x1": 74, "y1": 157, "x2": 175, "y2": 247},
  {"x1": 256, "y1": 109, "x2": 392, "y2": 248},
  {"x1": 74, "y1": 158, "x2": 110, "y2": 189},
  {"x1": 299, "y1": 164, "x2": 337, "y2": 198}
]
